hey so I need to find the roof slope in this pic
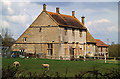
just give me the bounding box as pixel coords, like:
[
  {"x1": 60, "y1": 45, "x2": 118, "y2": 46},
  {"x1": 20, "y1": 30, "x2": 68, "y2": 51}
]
[
  {"x1": 47, "y1": 11, "x2": 86, "y2": 29},
  {"x1": 87, "y1": 30, "x2": 96, "y2": 43},
  {"x1": 96, "y1": 39, "x2": 108, "y2": 47}
]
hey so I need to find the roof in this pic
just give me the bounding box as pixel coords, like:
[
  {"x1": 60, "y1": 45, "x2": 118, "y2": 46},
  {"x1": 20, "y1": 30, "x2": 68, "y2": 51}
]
[
  {"x1": 47, "y1": 11, "x2": 86, "y2": 29},
  {"x1": 96, "y1": 39, "x2": 108, "y2": 47},
  {"x1": 86, "y1": 30, "x2": 96, "y2": 43}
]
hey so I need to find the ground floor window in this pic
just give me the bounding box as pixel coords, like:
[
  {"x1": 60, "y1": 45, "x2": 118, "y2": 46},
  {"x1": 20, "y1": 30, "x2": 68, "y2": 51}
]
[
  {"x1": 20, "y1": 49, "x2": 25, "y2": 55},
  {"x1": 47, "y1": 43, "x2": 53, "y2": 56},
  {"x1": 64, "y1": 42, "x2": 68, "y2": 56}
]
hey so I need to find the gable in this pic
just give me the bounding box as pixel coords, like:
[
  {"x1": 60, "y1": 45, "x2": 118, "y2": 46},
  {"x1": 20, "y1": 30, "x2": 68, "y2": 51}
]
[{"x1": 31, "y1": 11, "x2": 58, "y2": 27}]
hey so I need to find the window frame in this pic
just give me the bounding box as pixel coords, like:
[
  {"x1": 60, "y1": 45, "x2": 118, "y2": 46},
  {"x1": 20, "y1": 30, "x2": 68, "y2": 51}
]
[
  {"x1": 24, "y1": 37, "x2": 27, "y2": 42},
  {"x1": 72, "y1": 28, "x2": 75, "y2": 36},
  {"x1": 79, "y1": 30, "x2": 82, "y2": 37}
]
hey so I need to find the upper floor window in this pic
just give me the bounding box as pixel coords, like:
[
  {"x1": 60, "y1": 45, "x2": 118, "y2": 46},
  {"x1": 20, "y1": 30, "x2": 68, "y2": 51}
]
[
  {"x1": 24, "y1": 37, "x2": 27, "y2": 42},
  {"x1": 39, "y1": 27, "x2": 42, "y2": 32},
  {"x1": 79, "y1": 30, "x2": 82, "y2": 37},
  {"x1": 101, "y1": 47, "x2": 102, "y2": 52},
  {"x1": 64, "y1": 28, "x2": 67, "y2": 35},
  {"x1": 72, "y1": 29, "x2": 75, "y2": 36}
]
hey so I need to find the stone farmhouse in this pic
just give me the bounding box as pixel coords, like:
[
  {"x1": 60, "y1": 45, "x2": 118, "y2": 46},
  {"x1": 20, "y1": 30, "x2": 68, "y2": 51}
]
[{"x1": 11, "y1": 4, "x2": 108, "y2": 59}]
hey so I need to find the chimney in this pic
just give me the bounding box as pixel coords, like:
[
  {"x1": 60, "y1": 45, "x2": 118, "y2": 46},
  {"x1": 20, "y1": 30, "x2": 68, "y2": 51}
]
[
  {"x1": 81, "y1": 16, "x2": 85, "y2": 25},
  {"x1": 43, "y1": 4, "x2": 46, "y2": 11},
  {"x1": 72, "y1": 11, "x2": 75, "y2": 17},
  {"x1": 56, "y1": 7, "x2": 60, "y2": 14}
]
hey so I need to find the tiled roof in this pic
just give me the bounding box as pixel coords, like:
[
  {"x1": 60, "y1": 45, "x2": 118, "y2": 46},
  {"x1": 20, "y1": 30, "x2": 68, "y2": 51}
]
[
  {"x1": 96, "y1": 39, "x2": 108, "y2": 47},
  {"x1": 87, "y1": 30, "x2": 96, "y2": 43},
  {"x1": 47, "y1": 11, "x2": 86, "y2": 29}
]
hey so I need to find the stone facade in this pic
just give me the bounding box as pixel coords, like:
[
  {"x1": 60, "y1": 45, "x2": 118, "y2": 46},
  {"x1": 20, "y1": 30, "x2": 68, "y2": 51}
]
[{"x1": 11, "y1": 4, "x2": 108, "y2": 60}]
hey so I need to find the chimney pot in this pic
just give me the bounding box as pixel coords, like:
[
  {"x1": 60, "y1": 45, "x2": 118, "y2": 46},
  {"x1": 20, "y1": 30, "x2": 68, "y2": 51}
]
[
  {"x1": 43, "y1": 4, "x2": 46, "y2": 11},
  {"x1": 56, "y1": 7, "x2": 60, "y2": 14},
  {"x1": 72, "y1": 11, "x2": 75, "y2": 17},
  {"x1": 81, "y1": 16, "x2": 85, "y2": 25}
]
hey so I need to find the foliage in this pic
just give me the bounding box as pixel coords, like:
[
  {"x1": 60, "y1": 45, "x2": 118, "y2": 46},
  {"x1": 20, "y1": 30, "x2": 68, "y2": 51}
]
[
  {"x1": 2, "y1": 31, "x2": 15, "y2": 47},
  {"x1": 108, "y1": 44, "x2": 120, "y2": 57},
  {"x1": 2, "y1": 65, "x2": 120, "y2": 79}
]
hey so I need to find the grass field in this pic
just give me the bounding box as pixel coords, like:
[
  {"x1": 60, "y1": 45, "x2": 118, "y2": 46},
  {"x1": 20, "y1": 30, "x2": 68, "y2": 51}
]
[{"x1": 2, "y1": 58, "x2": 120, "y2": 77}]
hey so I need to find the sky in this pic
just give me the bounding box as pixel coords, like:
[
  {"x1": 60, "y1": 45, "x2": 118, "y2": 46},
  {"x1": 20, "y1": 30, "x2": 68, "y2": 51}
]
[{"x1": 0, "y1": 0, "x2": 119, "y2": 45}]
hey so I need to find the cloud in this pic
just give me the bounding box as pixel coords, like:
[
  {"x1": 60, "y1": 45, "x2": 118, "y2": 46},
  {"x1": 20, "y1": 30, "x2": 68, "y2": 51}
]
[
  {"x1": 95, "y1": 19, "x2": 110, "y2": 23},
  {"x1": 86, "y1": 18, "x2": 110, "y2": 27},
  {"x1": 107, "y1": 26, "x2": 118, "y2": 32},
  {"x1": 6, "y1": 15, "x2": 30, "y2": 24},
  {"x1": 2, "y1": 1, "x2": 14, "y2": 15},
  {"x1": 2, "y1": 20, "x2": 10, "y2": 28}
]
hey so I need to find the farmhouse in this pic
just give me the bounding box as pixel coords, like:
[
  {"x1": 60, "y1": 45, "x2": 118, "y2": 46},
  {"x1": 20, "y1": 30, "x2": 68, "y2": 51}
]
[{"x1": 11, "y1": 4, "x2": 108, "y2": 59}]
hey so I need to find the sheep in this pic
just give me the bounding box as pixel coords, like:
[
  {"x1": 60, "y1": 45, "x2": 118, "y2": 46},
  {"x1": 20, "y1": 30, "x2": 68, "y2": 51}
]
[
  {"x1": 13, "y1": 61, "x2": 20, "y2": 67},
  {"x1": 42, "y1": 64, "x2": 49, "y2": 70}
]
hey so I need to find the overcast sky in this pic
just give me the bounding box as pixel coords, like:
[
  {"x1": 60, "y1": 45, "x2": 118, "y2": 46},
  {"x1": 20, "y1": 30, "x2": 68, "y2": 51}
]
[{"x1": 0, "y1": 0, "x2": 119, "y2": 44}]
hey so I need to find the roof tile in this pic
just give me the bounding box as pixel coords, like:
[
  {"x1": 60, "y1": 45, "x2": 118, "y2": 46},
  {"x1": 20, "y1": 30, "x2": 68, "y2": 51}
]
[{"x1": 96, "y1": 39, "x2": 108, "y2": 47}]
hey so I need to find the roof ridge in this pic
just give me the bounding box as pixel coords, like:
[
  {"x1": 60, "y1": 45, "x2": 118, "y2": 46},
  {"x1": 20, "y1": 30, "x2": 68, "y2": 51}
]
[{"x1": 47, "y1": 11, "x2": 86, "y2": 29}]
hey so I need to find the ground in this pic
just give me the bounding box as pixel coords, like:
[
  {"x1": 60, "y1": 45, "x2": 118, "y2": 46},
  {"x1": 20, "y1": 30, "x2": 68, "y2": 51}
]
[{"x1": 2, "y1": 58, "x2": 120, "y2": 77}]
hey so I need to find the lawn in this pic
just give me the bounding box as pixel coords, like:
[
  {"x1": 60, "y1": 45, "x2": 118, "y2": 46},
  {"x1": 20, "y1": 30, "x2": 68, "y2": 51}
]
[{"x1": 2, "y1": 58, "x2": 120, "y2": 77}]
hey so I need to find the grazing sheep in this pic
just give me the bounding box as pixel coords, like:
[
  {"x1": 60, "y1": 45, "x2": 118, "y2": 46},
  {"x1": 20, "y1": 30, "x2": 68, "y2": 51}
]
[
  {"x1": 13, "y1": 61, "x2": 20, "y2": 67},
  {"x1": 42, "y1": 64, "x2": 49, "y2": 70}
]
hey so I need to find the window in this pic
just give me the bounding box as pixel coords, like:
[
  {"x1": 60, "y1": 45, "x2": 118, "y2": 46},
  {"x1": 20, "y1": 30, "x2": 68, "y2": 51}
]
[
  {"x1": 64, "y1": 42, "x2": 68, "y2": 55},
  {"x1": 101, "y1": 47, "x2": 102, "y2": 52},
  {"x1": 20, "y1": 49, "x2": 25, "y2": 55},
  {"x1": 47, "y1": 43, "x2": 53, "y2": 56},
  {"x1": 106, "y1": 47, "x2": 107, "y2": 52},
  {"x1": 79, "y1": 30, "x2": 82, "y2": 37},
  {"x1": 24, "y1": 37, "x2": 27, "y2": 42},
  {"x1": 39, "y1": 27, "x2": 42, "y2": 32},
  {"x1": 72, "y1": 29, "x2": 75, "y2": 36},
  {"x1": 64, "y1": 28, "x2": 67, "y2": 35}
]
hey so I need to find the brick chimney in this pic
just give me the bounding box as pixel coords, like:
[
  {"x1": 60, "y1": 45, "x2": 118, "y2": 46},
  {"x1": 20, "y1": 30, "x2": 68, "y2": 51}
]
[
  {"x1": 72, "y1": 11, "x2": 75, "y2": 17},
  {"x1": 81, "y1": 16, "x2": 85, "y2": 25},
  {"x1": 56, "y1": 7, "x2": 60, "y2": 14},
  {"x1": 43, "y1": 4, "x2": 46, "y2": 11}
]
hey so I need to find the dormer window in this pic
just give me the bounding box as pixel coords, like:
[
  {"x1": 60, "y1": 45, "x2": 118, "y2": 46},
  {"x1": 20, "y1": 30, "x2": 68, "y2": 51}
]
[{"x1": 24, "y1": 37, "x2": 27, "y2": 42}]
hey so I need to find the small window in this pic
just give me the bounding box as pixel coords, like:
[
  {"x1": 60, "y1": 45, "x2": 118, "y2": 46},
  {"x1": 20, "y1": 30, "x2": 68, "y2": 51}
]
[
  {"x1": 20, "y1": 49, "x2": 25, "y2": 55},
  {"x1": 24, "y1": 37, "x2": 27, "y2": 42},
  {"x1": 101, "y1": 47, "x2": 102, "y2": 52},
  {"x1": 79, "y1": 30, "x2": 82, "y2": 37},
  {"x1": 39, "y1": 27, "x2": 42, "y2": 32}
]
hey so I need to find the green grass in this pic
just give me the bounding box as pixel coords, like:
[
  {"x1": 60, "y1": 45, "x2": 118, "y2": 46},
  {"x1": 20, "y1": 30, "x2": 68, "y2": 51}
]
[{"x1": 2, "y1": 58, "x2": 120, "y2": 77}]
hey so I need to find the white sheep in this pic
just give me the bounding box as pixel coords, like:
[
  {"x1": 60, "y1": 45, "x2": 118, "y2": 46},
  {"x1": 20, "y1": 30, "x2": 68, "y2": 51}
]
[
  {"x1": 13, "y1": 61, "x2": 20, "y2": 67},
  {"x1": 42, "y1": 64, "x2": 50, "y2": 70}
]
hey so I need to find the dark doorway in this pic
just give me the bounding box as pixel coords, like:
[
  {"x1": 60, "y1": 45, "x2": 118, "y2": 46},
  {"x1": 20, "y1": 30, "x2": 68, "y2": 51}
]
[{"x1": 70, "y1": 47, "x2": 75, "y2": 59}]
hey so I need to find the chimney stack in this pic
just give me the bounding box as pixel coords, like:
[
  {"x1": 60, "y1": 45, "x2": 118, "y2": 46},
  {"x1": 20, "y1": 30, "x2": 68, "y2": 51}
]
[
  {"x1": 72, "y1": 11, "x2": 75, "y2": 17},
  {"x1": 43, "y1": 4, "x2": 46, "y2": 11},
  {"x1": 56, "y1": 7, "x2": 60, "y2": 14},
  {"x1": 81, "y1": 16, "x2": 85, "y2": 25}
]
